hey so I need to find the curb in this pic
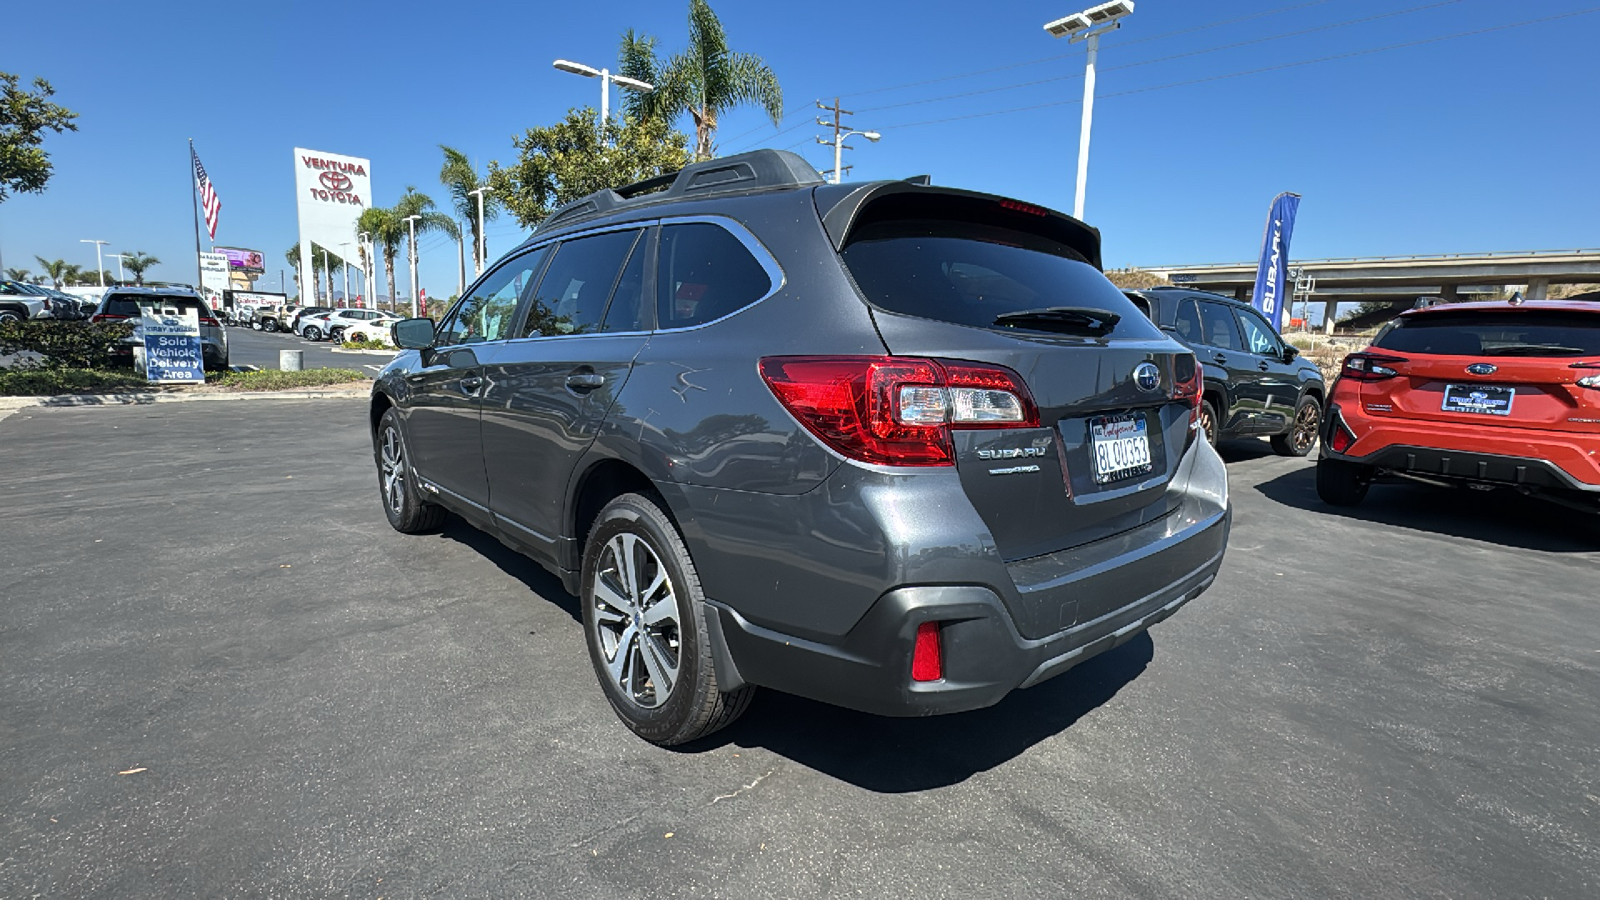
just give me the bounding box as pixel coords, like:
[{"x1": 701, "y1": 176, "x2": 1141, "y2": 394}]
[
  {"x1": 330, "y1": 348, "x2": 400, "y2": 357},
  {"x1": 0, "y1": 386, "x2": 371, "y2": 411}
]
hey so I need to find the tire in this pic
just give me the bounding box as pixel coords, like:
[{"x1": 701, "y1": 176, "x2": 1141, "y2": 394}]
[
  {"x1": 304, "y1": 326, "x2": 322, "y2": 342},
  {"x1": 0, "y1": 308, "x2": 23, "y2": 324},
  {"x1": 1271, "y1": 395, "x2": 1323, "y2": 457},
  {"x1": 375, "y1": 408, "x2": 446, "y2": 534},
  {"x1": 1317, "y1": 458, "x2": 1373, "y2": 507},
  {"x1": 348, "y1": 331, "x2": 366, "y2": 344},
  {"x1": 1198, "y1": 399, "x2": 1220, "y2": 447},
  {"x1": 263, "y1": 320, "x2": 279, "y2": 333},
  {"x1": 329, "y1": 327, "x2": 345, "y2": 343},
  {"x1": 582, "y1": 493, "x2": 754, "y2": 746}
]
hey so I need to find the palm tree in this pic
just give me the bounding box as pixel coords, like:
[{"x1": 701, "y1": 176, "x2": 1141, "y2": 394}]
[
  {"x1": 439, "y1": 145, "x2": 501, "y2": 275},
  {"x1": 120, "y1": 251, "x2": 160, "y2": 285},
  {"x1": 4, "y1": 267, "x2": 28, "y2": 282},
  {"x1": 34, "y1": 256, "x2": 70, "y2": 288},
  {"x1": 358, "y1": 206, "x2": 405, "y2": 313},
  {"x1": 394, "y1": 187, "x2": 459, "y2": 315},
  {"x1": 285, "y1": 244, "x2": 346, "y2": 303},
  {"x1": 624, "y1": 0, "x2": 783, "y2": 160}
]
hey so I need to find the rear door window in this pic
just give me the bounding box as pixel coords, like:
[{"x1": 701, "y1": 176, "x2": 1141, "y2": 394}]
[
  {"x1": 1373, "y1": 310, "x2": 1600, "y2": 357},
  {"x1": 1197, "y1": 301, "x2": 1242, "y2": 350},
  {"x1": 840, "y1": 218, "x2": 1159, "y2": 339},
  {"x1": 104, "y1": 295, "x2": 206, "y2": 317},
  {"x1": 1235, "y1": 308, "x2": 1283, "y2": 356},
  {"x1": 656, "y1": 222, "x2": 772, "y2": 329},
  {"x1": 523, "y1": 230, "x2": 641, "y2": 338},
  {"x1": 1172, "y1": 298, "x2": 1203, "y2": 343}
]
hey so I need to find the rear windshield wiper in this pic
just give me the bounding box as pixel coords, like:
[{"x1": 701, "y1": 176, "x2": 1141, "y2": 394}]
[
  {"x1": 993, "y1": 306, "x2": 1121, "y2": 335},
  {"x1": 1481, "y1": 343, "x2": 1587, "y2": 356}
]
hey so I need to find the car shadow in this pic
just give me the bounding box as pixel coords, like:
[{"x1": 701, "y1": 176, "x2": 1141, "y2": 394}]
[
  {"x1": 437, "y1": 516, "x2": 582, "y2": 622},
  {"x1": 1216, "y1": 438, "x2": 1279, "y2": 463},
  {"x1": 1253, "y1": 465, "x2": 1599, "y2": 553},
  {"x1": 682, "y1": 632, "x2": 1155, "y2": 793}
]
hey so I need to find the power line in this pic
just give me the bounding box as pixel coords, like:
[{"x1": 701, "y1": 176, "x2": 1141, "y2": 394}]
[
  {"x1": 873, "y1": 8, "x2": 1599, "y2": 132},
  {"x1": 852, "y1": 0, "x2": 1467, "y2": 115}
]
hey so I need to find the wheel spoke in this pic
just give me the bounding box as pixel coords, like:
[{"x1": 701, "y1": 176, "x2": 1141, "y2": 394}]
[
  {"x1": 611, "y1": 534, "x2": 638, "y2": 602},
  {"x1": 641, "y1": 596, "x2": 677, "y2": 627},
  {"x1": 606, "y1": 624, "x2": 637, "y2": 688},
  {"x1": 593, "y1": 576, "x2": 633, "y2": 615},
  {"x1": 638, "y1": 631, "x2": 677, "y2": 697},
  {"x1": 592, "y1": 604, "x2": 628, "y2": 626},
  {"x1": 639, "y1": 568, "x2": 670, "y2": 606}
]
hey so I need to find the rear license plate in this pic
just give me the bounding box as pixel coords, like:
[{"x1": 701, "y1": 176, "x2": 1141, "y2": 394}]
[
  {"x1": 1089, "y1": 414, "x2": 1153, "y2": 484},
  {"x1": 1441, "y1": 383, "x2": 1514, "y2": 416}
]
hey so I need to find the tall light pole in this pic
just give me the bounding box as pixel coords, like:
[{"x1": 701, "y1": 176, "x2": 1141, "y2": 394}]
[
  {"x1": 467, "y1": 188, "x2": 488, "y2": 276},
  {"x1": 107, "y1": 253, "x2": 128, "y2": 283},
  {"x1": 80, "y1": 239, "x2": 108, "y2": 287},
  {"x1": 358, "y1": 231, "x2": 372, "y2": 308},
  {"x1": 825, "y1": 130, "x2": 880, "y2": 185},
  {"x1": 1044, "y1": 1, "x2": 1135, "y2": 221},
  {"x1": 404, "y1": 214, "x2": 421, "y2": 318},
  {"x1": 552, "y1": 59, "x2": 654, "y2": 126},
  {"x1": 339, "y1": 241, "x2": 353, "y2": 307}
]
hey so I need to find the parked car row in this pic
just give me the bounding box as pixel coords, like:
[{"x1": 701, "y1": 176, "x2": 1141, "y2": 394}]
[
  {"x1": 0, "y1": 281, "x2": 95, "y2": 321},
  {"x1": 294, "y1": 307, "x2": 402, "y2": 343},
  {"x1": 89, "y1": 285, "x2": 229, "y2": 370}
]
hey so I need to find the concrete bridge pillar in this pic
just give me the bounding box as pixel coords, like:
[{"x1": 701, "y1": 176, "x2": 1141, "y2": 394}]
[
  {"x1": 1440, "y1": 284, "x2": 1459, "y2": 302},
  {"x1": 1324, "y1": 299, "x2": 1339, "y2": 335},
  {"x1": 1527, "y1": 278, "x2": 1549, "y2": 301}
]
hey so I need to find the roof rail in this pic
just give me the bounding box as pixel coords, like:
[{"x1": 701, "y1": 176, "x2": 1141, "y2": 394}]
[{"x1": 534, "y1": 149, "x2": 825, "y2": 234}]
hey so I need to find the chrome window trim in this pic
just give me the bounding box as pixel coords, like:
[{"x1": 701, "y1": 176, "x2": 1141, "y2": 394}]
[{"x1": 506, "y1": 214, "x2": 785, "y2": 338}]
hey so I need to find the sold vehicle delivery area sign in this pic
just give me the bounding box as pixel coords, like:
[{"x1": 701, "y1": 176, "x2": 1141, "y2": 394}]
[{"x1": 138, "y1": 308, "x2": 205, "y2": 383}]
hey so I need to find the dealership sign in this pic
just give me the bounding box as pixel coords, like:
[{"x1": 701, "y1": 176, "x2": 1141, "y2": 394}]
[
  {"x1": 198, "y1": 251, "x2": 230, "y2": 308},
  {"x1": 139, "y1": 308, "x2": 205, "y2": 384},
  {"x1": 293, "y1": 147, "x2": 372, "y2": 301}
]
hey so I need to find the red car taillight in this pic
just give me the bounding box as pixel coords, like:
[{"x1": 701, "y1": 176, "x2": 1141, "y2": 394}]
[
  {"x1": 198, "y1": 316, "x2": 220, "y2": 327},
  {"x1": 759, "y1": 355, "x2": 1039, "y2": 466},
  {"x1": 1341, "y1": 353, "x2": 1406, "y2": 381},
  {"x1": 1174, "y1": 356, "x2": 1203, "y2": 431},
  {"x1": 89, "y1": 313, "x2": 128, "y2": 324}
]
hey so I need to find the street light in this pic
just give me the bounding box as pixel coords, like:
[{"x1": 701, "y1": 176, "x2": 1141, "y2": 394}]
[
  {"x1": 107, "y1": 253, "x2": 128, "y2": 283},
  {"x1": 467, "y1": 188, "x2": 489, "y2": 276},
  {"x1": 339, "y1": 241, "x2": 353, "y2": 308},
  {"x1": 1043, "y1": 0, "x2": 1135, "y2": 221},
  {"x1": 358, "y1": 231, "x2": 373, "y2": 308},
  {"x1": 823, "y1": 130, "x2": 880, "y2": 185},
  {"x1": 552, "y1": 59, "x2": 655, "y2": 125},
  {"x1": 80, "y1": 239, "x2": 108, "y2": 287},
  {"x1": 403, "y1": 214, "x2": 421, "y2": 318}
]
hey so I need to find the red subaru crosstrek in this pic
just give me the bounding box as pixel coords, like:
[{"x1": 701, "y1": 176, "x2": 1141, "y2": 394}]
[{"x1": 1318, "y1": 299, "x2": 1600, "y2": 514}]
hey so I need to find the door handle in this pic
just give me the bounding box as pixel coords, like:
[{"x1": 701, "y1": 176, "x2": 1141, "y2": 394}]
[
  {"x1": 1212, "y1": 353, "x2": 1228, "y2": 365},
  {"x1": 566, "y1": 372, "x2": 606, "y2": 390},
  {"x1": 459, "y1": 375, "x2": 484, "y2": 394},
  {"x1": 1258, "y1": 362, "x2": 1270, "y2": 372}
]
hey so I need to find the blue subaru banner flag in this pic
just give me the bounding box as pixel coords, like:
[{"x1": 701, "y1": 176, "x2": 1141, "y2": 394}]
[{"x1": 1250, "y1": 192, "x2": 1301, "y2": 332}]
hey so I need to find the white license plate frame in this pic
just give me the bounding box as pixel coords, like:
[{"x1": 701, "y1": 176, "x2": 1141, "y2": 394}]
[
  {"x1": 1089, "y1": 414, "x2": 1154, "y2": 484},
  {"x1": 1441, "y1": 383, "x2": 1514, "y2": 416}
]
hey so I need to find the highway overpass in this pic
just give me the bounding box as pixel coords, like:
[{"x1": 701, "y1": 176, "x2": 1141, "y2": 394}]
[{"x1": 1145, "y1": 249, "x2": 1600, "y2": 332}]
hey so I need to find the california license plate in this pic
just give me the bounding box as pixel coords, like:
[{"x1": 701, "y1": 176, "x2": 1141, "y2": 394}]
[
  {"x1": 1441, "y1": 383, "x2": 1514, "y2": 416},
  {"x1": 1090, "y1": 414, "x2": 1153, "y2": 484}
]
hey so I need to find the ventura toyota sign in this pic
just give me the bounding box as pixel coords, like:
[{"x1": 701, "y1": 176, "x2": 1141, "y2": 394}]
[{"x1": 293, "y1": 147, "x2": 372, "y2": 302}]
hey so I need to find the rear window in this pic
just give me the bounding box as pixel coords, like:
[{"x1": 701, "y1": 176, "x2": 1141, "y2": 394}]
[
  {"x1": 841, "y1": 219, "x2": 1161, "y2": 340},
  {"x1": 104, "y1": 295, "x2": 206, "y2": 316},
  {"x1": 1374, "y1": 310, "x2": 1600, "y2": 357}
]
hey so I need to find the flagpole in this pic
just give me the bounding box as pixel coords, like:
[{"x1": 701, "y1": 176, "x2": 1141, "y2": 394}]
[{"x1": 189, "y1": 139, "x2": 203, "y2": 289}]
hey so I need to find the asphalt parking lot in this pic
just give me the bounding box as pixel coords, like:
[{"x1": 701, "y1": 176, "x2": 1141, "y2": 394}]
[
  {"x1": 225, "y1": 325, "x2": 390, "y2": 373},
  {"x1": 2, "y1": 401, "x2": 1596, "y2": 898}
]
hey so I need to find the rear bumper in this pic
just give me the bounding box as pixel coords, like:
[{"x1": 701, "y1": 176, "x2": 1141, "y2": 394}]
[
  {"x1": 701, "y1": 438, "x2": 1232, "y2": 717},
  {"x1": 1324, "y1": 401, "x2": 1600, "y2": 491}
]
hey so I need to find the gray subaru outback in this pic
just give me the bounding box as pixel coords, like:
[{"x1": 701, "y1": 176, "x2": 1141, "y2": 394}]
[{"x1": 371, "y1": 150, "x2": 1230, "y2": 745}]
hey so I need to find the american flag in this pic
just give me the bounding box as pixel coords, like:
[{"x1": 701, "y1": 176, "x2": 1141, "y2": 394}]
[{"x1": 192, "y1": 146, "x2": 221, "y2": 239}]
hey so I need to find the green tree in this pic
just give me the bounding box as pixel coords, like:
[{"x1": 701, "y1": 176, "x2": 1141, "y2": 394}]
[
  {"x1": 488, "y1": 108, "x2": 690, "y2": 228},
  {"x1": 439, "y1": 145, "x2": 501, "y2": 273},
  {"x1": 285, "y1": 243, "x2": 346, "y2": 303},
  {"x1": 120, "y1": 251, "x2": 159, "y2": 285},
  {"x1": 34, "y1": 256, "x2": 70, "y2": 288},
  {"x1": 4, "y1": 267, "x2": 28, "y2": 282},
  {"x1": 1104, "y1": 268, "x2": 1171, "y2": 289},
  {"x1": 1, "y1": 72, "x2": 79, "y2": 203},
  {"x1": 357, "y1": 207, "x2": 405, "y2": 311},
  {"x1": 623, "y1": 0, "x2": 783, "y2": 160}
]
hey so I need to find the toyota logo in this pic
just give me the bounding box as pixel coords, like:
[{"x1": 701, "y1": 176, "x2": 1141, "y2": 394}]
[
  {"x1": 1466, "y1": 363, "x2": 1497, "y2": 376},
  {"x1": 1134, "y1": 362, "x2": 1161, "y2": 392},
  {"x1": 319, "y1": 171, "x2": 353, "y2": 192}
]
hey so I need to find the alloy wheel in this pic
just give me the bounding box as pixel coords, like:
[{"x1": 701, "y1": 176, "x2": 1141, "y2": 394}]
[
  {"x1": 1292, "y1": 402, "x2": 1321, "y2": 454},
  {"x1": 591, "y1": 533, "x2": 681, "y2": 709},
  {"x1": 379, "y1": 426, "x2": 406, "y2": 515}
]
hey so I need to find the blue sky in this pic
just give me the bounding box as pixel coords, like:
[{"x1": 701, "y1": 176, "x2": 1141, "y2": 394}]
[{"x1": 2, "y1": 0, "x2": 1597, "y2": 301}]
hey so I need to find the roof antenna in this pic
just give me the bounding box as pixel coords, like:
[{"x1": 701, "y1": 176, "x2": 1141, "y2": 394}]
[{"x1": 1508, "y1": 290, "x2": 1525, "y2": 306}]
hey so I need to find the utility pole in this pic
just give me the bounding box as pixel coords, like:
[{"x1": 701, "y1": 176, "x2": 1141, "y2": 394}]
[
  {"x1": 404, "y1": 215, "x2": 421, "y2": 318},
  {"x1": 815, "y1": 98, "x2": 880, "y2": 185}
]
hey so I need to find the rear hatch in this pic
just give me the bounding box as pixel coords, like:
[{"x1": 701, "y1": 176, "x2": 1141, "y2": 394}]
[
  {"x1": 829, "y1": 187, "x2": 1200, "y2": 563},
  {"x1": 1357, "y1": 307, "x2": 1600, "y2": 436}
]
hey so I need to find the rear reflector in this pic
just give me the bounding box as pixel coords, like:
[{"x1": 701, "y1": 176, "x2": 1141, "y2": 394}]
[
  {"x1": 911, "y1": 621, "x2": 943, "y2": 682},
  {"x1": 1329, "y1": 411, "x2": 1358, "y2": 453}
]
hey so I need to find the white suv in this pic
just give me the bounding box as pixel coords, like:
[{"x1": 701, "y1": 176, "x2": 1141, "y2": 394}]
[{"x1": 299, "y1": 309, "x2": 400, "y2": 342}]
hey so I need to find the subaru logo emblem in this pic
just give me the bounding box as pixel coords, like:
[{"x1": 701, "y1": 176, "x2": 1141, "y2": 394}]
[
  {"x1": 1467, "y1": 363, "x2": 1497, "y2": 376},
  {"x1": 1133, "y1": 362, "x2": 1161, "y2": 392}
]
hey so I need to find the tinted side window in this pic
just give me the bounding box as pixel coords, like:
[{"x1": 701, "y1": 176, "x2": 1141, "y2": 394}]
[
  {"x1": 523, "y1": 230, "x2": 640, "y2": 338},
  {"x1": 657, "y1": 222, "x2": 772, "y2": 329},
  {"x1": 602, "y1": 235, "x2": 650, "y2": 333},
  {"x1": 1172, "y1": 298, "x2": 1202, "y2": 343},
  {"x1": 1235, "y1": 309, "x2": 1282, "y2": 356},
  {"x1": 1197, "y1": 301, "x2": 1242, "y2": 351},
  {"x1": 438, "y1": 247, "x2": 548, "y2": 346}
]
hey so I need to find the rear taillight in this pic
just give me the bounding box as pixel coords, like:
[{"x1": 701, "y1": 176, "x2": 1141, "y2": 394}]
[
  {"x1": 89, "y1": 313, "x2": 128, "y2": 324},
  {"x1": 759, "y1": 355, "x2": 1039, "y2": 467},
  {"x1": 1174, "y1": 355, "x2": 1203, "y2": 431},
  {"x1": 911, "y1": 621, "x2": 943, "y2": 682},
  {"x1": 1341, "y1": 353, "x2": 1406, "y2": 381},
  {"x1": 198, "y1": 316, "x2": 220, "y2": 327},
  {"x1": 1573, "y1": 362, "x2": 1600, "y2": 389}
]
